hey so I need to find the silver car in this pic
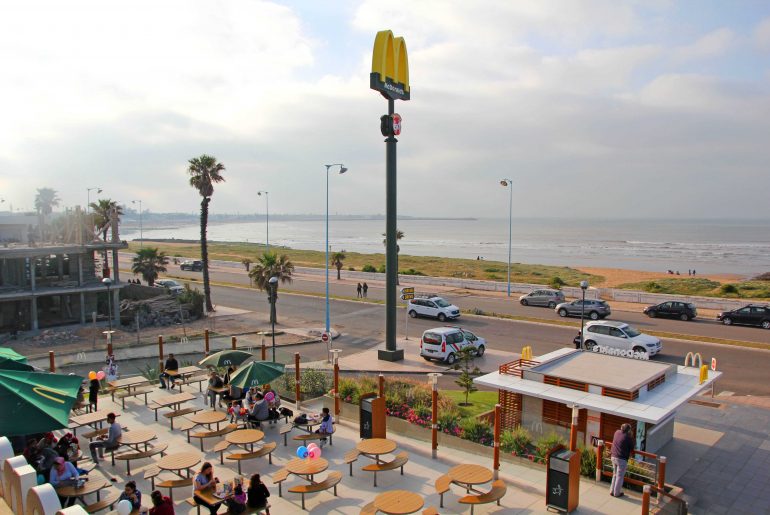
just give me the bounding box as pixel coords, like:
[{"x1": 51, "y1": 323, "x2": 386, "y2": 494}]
[
  {"x1": 555, "y1": 299, "x2": 611, "y2": 320},
  {"x1": 519, "y1": 289, "x2": 565, "y2": 308}
]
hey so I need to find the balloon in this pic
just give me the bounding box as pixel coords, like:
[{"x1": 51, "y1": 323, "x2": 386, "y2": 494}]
[
  {"x1": 96, "y1": 371, "x2": 106, "y2": 380},
  {"x1": 306, "y1": 443, "x2": 319, "y2": 452},
  {"x1": 264, "y1": 391, "x2": 275, "y2": 402},
  {"x1": 296, "y1": 446, "x2": 308, "y2": 459},
  {"x1": 313, "y1": 447, "x2": 322, "y2": 459},
  {"x1": 308, "y1": 448, "x2": 318, "y2": 459},
  {"x1": 88, "y1": 371, "x2": 97, "y2": 380},
  {"x1": 116, "y1": 500, "x2": 132, "y2": 515}
]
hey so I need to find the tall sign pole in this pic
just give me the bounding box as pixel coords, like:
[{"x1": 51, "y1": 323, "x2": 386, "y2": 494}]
[{"x1": 371, "y1": 30, "x2": 410, "y2": 362}]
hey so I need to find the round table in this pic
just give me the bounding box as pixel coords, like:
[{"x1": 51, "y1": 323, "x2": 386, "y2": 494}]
[
  {"x1": 56, "y1": 480, "x2": 111, "y2": 501},
  {"x1": 157, "y1": 452, "x2": 201, "y2": 477},
  {"x1": 190, "y1": 410, "x2": 228, "y2": 429},
  {"x1": 286, "y1": 457, "x2": 328, "y2": 482},
  {"x1": 118, "y1": 429, "x2": 156, "y2": 450},
  {"x1": 374, "y1": 490, "x2": 424, "y2": 515},
  {"x1": 448, "y1": 464, "x2": 494, "y2": 491},
  {"x1": 357, "y1": 438, "x2": 397, "y2": 464},
  {"x1": 226, "y1": 429, "x2": 264, "y2": 450}
]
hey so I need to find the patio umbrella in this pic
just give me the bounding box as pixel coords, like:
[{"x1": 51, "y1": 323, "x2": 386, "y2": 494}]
[
  {"x1": 0, "y1": 357, "x2": 35, "y2": 372},
  {"x1": 228, "y1": 361, "x2": 285, "y2": 389},
  {"x1": 0, "y1": 370, "x2": 84, "y2": 436},
  {"x1": 198, "y1": 349, "x2": 255, "y2": 368},
  {"x1": 0, "y1": 347, "x2": 27, "y2": 363}
]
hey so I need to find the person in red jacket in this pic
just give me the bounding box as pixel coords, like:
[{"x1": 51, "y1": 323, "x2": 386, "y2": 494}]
[{"x1": 149, "y1": 490, "x2": 175, "y2": 515}]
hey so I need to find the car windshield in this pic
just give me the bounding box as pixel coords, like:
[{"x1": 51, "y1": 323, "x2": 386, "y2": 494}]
[
  {"x1": 623, "y1": 325, "x2": 642, "y2": 337},
  {"x1": 434, "y1": 299, "x2": 451, "y2": 308}
]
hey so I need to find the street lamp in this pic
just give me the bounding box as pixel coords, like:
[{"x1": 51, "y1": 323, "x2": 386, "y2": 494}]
[
  {"x1": 323, "y1": 163, "x2": 347, "y2": 336},
  {"x1": 428, "y1": 372, "x2": 442, "y2": 458},
  {"x1": 102, "y1": 277, "x2": 113, "y2": 335},
  {"x1": 500, "y1": 179, "x2": 513, "y2": 296},
  {"x1": 257, "y1": 191, "x2": 269, "y2": 254},
  {"x1": 269, "y1": 276, "x2": 279, "y2": 362},
  {"x1": 131, "y1": 200, "x2": 143, "y2": 248},
  {"x1": 87, "y1": 187, "x2": 102, "y2": 214},
  {"x1": 579, "y1": 280, "x2": 589, "y2": 350}
]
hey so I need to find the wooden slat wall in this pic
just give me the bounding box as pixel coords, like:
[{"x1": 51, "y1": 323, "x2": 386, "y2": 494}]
[{"x1": 498, "y1": 389, "x2": 522, "y2": 430}]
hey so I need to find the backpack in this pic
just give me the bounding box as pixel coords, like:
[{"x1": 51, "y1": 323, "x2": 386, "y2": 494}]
[{"x1": 293, "y1": 414, "x2": 308, "y2": 425}]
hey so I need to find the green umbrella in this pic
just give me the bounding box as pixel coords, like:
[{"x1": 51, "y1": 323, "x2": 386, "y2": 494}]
[
  {"x1": 0, "y1": 370, "x2": 84, "y2": 436},
  {"x1": 0, "y1": 347, "x2": 27, "y2": 363},
  {"x1": 198, "y1": 350, "x2": 255, "y2": 368},
  {"x1": 228, "y1": 361, "x2": 285, "y2": 389},
  {"x1": 0, "y1": 357, "x2": 35, "y2": 372}
]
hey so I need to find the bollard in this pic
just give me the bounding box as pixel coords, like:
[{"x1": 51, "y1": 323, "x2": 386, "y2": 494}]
[
  {"x1": 231, "y1": 336, "x2": 237, "y2": 350},
  {"x1": 204, "y1": 329, "x2": 210, "y2": 356},
  {"x1": 48, "y1": 351, "x2": 55, "y2": 373},
  {"x1": 294, "y1": 353, "x2": 301, "y2": 409},
  {"x1": 595, "y1": 440, "x2": 604, "y2": 482},
  {"x1": 641, "y1": 485, "x2": 651, "y2": 515},
  {"x1": 261, "y1": 337, "x2": 266, "y2": 361},
  {"x1": 657, "y1": 456, "x2": 667, "y2": 492},
  {"x1": 493, "y1": 404, "x2": 501, "y2": 478},
  {"x1": 378, "y1": 374, "x2": 385, "y2": 397},
  {"x1": 107, "y1": 342, "x2": 113, "y2": 356},
  {"x1": 158, "y1": 336, "x2": 164, "y2": 372}
]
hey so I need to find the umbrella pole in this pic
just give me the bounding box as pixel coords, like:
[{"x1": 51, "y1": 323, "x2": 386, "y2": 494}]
[
  {"x1": 295, "y1": 353, "x2": 301, "y2": 411},
  {"x1": 49, "y1": 351, "x2": 55, "y2": 373},
  {"x1": 205, "y1": 329, "x2": 210, "y2": 356}
]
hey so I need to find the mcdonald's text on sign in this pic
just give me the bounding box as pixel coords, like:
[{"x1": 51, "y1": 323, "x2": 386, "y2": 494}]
[{"x1": 370, "y1": 30, "x2": 410, "y2": 101}]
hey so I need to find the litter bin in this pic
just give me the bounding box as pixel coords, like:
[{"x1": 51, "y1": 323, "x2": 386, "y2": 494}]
[
  {"x1": 546, "y1": 447, "x2": 580, "y2": 513},
  {"x1": 360, "y1": 397, "x2": 373, "y2": 439}
]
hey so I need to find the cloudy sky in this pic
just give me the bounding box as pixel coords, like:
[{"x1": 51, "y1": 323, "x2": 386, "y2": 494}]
[{"x1": 1, "y1": 0, "x2": 770, "y2": 219}]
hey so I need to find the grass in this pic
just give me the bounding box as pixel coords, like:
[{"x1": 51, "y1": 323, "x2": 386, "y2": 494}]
[
  {"x1": 442, "y1": 390, "x2": 499, "y2": 418},
  {"x1": 618, "y1": 278, "x2": 770, "y2": 300},
  {"x1": 128, "y1": 240, "x2": 601, "y2": 287}
]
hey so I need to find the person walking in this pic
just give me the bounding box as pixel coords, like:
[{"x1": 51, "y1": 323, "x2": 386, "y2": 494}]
[
  {"x1": 356, "y1": 283, "x2": 362, "y2": 298},
  {"x1": 610, "y1": 423, "x2": 635, "y2": 498},
  {"x1": 362, "y1": 282, "x2": 368, "y2": 298}
]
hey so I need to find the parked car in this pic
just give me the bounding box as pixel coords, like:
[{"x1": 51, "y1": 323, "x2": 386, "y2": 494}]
[
  {"x1": 407, "y1": 296, "x2": 460, "y2": 322},
  {"x1": 717, "y1": 304, "x2": 770, "y2": 329},
  {"x1": 581, "y1": 320, "x2": 662, "y2": 356},
  {"x1": 555, "y1": 299, "x2": 611, "y2": 320},
  {"x1": 155, "y1": 279, "x2": 184, "y2": 296},
  {"x1": 644, "y1": 301, "x2": 697, "y2": 321},
  {"x1": 420, "y1": 327, "x2": 486, "y2": 364},
  {"x1": 519, "y1": 289, "x2": 565, "y2": 308},
  {"x1": 180, "y1": 260, "x2": 203, "y2": 271}
]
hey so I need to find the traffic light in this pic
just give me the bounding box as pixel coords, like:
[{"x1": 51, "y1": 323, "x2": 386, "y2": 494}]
[{"x1": 380, "y1": 114, "x2": 393, "y2": 136}]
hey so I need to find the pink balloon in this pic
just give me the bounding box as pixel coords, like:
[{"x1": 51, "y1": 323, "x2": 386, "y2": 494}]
[
  {"x1": 307, "y1": 443, "x2": 319, "y2": 452},
  {"x1": 96, "y1": 371, "x2": 106, "y2": 380},
  {"x1": 313, "y1": 447, "x2": 322, "y2": 459},
  {"x1": 264, "y1": 391, "x2": 275, "y2": 402},
  {"x1": 308, "y1": 448, "x2": 318, "y2": 459}
]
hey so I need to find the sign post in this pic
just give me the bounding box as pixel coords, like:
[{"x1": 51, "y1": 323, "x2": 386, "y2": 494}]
[
  {"x1": 400, "y1": 287, "x2": 414, "y2": 340},
  {"x1": 711, "y1": 358, "x2": 717, "y2": 398},
  {"x1": 321, "y1": 331, "x2": 330, "y2": 362}
]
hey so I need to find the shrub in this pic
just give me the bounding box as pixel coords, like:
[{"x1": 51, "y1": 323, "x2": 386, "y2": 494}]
[
  {"x1": 400, "y1": 268, "x2": 425, "y2": 276},
  {"x1": 337, "y1": 377, "x2": 360, "y2": 403},
  {"x1": 178, "y1": 284, "x2": 204, "y2": 318},
  {"x1": 644, "y1": 281, "x2": 663, "y2": 293},
  {"x1": 500, "y1": 426, "x2": 532, "y2": 455},
  {"x1": 362, "y1": 264, "x2": 377, "y2": 273},
  {"x1": 377, "y1": 264, "x2": 386, "y2": 274},
  {"x1": 534, "y1": 433, "x2": 567, "y2": 464},
  {"x1": 348, "y1": 266, "x2": 355, "y2": 271},
  {"x1": 720, "y1": 284, "x2": 738, "y2": 295},
  {"x1": 550, "y1": 276, "x2": 565, "y2": 289},
  {"x1": 460, "y1": 419, "x2": 494, "y2": 447},
  {"x1": 578, "y1": 446, "x2": 597, "y2": 477},
  {"x1": 471, "y1": 307, "x2": 486, "y2": 315},
  {"x1": 755, "y1": 272, "x2": 770, "y2": 281},
  {"x1": 276, "y1": 368, "x2": 331, "y2": 400}
]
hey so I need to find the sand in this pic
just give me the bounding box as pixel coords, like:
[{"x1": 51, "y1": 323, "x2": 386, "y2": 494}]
[{"x1": 575, "y1": 267, "x2": 745, "y2": 288}]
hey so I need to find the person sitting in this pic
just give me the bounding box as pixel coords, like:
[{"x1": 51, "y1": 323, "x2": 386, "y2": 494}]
[
  {"x1": 244, "y1": 386, "x2": 260, "y2": 407},
  {"x1": 247, "y1": 393, "x2": 270, "y2": 427},
  {"x1": 50, "y1": 457, "x2": 79, "y2": 506},
  {"x1": 149, "y1": 490, "x2": 175, "y2": 515},
  {"x1": 89, "y1": 413, "x2": 121, "y2": 465},
  {"x1": 315, "y1": 407, "x2": 334, "y2": 447},
  {"x1": 247, "y1": 473, "x2": 271, "y2": 515},
  {"x1": 207, "y1": 372, "x2": 224, "y2": 409},
  {"x1": 223, "y1": 366, "x2": 236, "y2": 385},
  {"x1": 228, "y1": 401, "x2": 248, "y2": 425},
  {"x1": 193, "y1": 462, "x2": 222, "y2": 515},
  {"x1": 118, "y1": 480, "x2": 142, "y2": 511},
  {"x1": 158, "y1": 353, "x2": 179, "y2": 389},
  {"x1": 225, "y1": 483, "x2": 247, "y2": 514}
]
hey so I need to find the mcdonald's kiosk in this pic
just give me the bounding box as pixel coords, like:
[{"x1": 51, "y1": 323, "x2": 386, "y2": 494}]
[{"x1": 359, "y1": 392, "x2": 386, "y2": 439}]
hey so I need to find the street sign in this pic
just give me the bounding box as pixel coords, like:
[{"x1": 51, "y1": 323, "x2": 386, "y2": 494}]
[
  {"x1": 711, "y1": 357, "x2": 717, "y2": 371},
  {"x1": 400, "y1": 287, "x2": 414, "y2": 294},
  {"x1": 321, "y1": 332, "x2": 330, "y2": 343},
  {"x1": 400, "y1": 293, "x2": 414, "y2": 301}
]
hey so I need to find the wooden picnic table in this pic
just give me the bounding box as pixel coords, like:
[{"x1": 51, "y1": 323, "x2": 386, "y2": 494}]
[
  {"x1": 68, "y1": 410, "x2": 118, "y2": 435},
  {"x1": 226, "y1": 429, "x2": 264, "y2": 452},
  {"x1": 293, "y1": 414, "x2": 322, "y2": 434},
  {"x1": 56, "y1": 479, "x2": 112, "y2": 503},
  {"x1": 157, "y1": 452, "x2": 201, "y2": 478},
  {"x1": 374, "y1": 490, "x2": 425, "y2": 515},
  {"x1": 108, "y1": 376, "x2": 150, "y2": 396},
  {"x1": 286, "y1": 457, "x2": 328, "y2": 483},
  {"x1": 118, "y1": 428, "x2": 156, "y2": 451},
  {"x1": 447, "y1": 464, "x2": 493, "y2": 493},
  {"x1": 166, "y1": 365, "x2": 202, "y2": 379},
  {"x1": 189, "y1": 410, "x2": 228, "y2": 430},
  {"x1": 155, "y1": 391, "x2": 196, "y2": 409},
  {"x1": 357, "y1": 438, "x2": 397, "y2": 465}
]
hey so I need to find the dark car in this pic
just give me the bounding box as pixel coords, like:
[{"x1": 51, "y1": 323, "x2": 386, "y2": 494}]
[
  {"x1": 717, "y1": 304, "x2": 770, "y2": 329},
  {"x1": 554, "y1": 299, "x2": 611, "y2": 320},
  {"x1": 180, "y1": 260, "x2": 203, "y2": 271},
  {"x1": 644, "y1": 301, "x2": 697, "y2": 321}
]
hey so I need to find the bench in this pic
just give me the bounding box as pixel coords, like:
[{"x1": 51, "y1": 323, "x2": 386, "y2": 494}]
[
  {"x1": 212, "y1": 440, "x2": 231, "y2": 464},
  {"x1": 422, "y1": 508, "x2": 439, "y2": 515},
  {"x1": 280, "y1": 424, "x2": 293, "y2": 446},
  {"x1": 190, "y1": 423, "x2": 237, "y2": 451},
  {"x1": 156, "y1": 477, "x2": 194, "y2": 501},
  {"x1": 360, "y1": 502, "x2": 377, "y2": 515},
  {"x1": 226, "y1": 442, "x2": 277, "y2": 474},
  {"x1": 115, "y1": 442, "x2": 168, "y2": 475},
  {"x1": 84, "y1": 490, "x2": 120, "y2": 513},
  {"x1": 186, "y1": 497, "x2": 269, "y2": 515},
  {"x1": 272, "y1": 468, "x2": 290, "y2": 497},
  {"x1": 344, "y1": 449, "x2": 360, "y2": 476},
  {"x1": 435, "y1": 474, "x2": 452, "y2": 508},
  {"x1": 114, "y1": 387, "x2": 153, "y2": 409},
  {"x1": 177, "y1": 419, "x2": 199, "y2": 443},
  {"x1": 144, "y1": 465, "x2": 161, "y2": 490},
  {"x1": 179, "y1": 372, "x2": 209, "y2": 392},
  {"x1": 362, "y1": 451, "x2": 409, "y2": 487},
  {"x1": 287, "y1": 470, "x2": 342, "y2": 510},
  {"x1": 163, "y1": 406, "x2": 202, "y2": 429},
  {"x1": 81, "y1": 428, "x2": 109, "y2": 440},
  {"x1": 458, "y1": 479, "x2": 507, "y2": 515},
  {"x1": 292, "y1": 428, "x2": 334, "y2": 446}
]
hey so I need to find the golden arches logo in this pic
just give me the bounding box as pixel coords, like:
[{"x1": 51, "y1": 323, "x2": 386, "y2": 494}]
[
  {"x1": 32, "y1": 385, "x2": 68, "y2": 404},
  {"x1": 370, "y1": 30, "x2": 410, "y2": 101}
]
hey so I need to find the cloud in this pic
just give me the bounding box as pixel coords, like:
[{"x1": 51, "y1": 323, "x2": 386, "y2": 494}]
[
  {"x1": 756, "y1": 18, "x2": 770, "y2": 50},
  {"x1": 672, "y1": 27, "x2": 734, "y2": 61}
]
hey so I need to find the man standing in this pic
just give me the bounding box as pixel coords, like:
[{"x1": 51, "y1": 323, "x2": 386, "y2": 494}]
[
  {"x1": 610, "y1": 423, "x2": 634, "y2": 498},
  {"x1": 158, "y1": 353, "x2": 179, "y2": 389},
  {"x1": 362, "y1": 282, "x2": 368, "y2": 298},
  {"x1": 89, "y1": 413, "x2": 122, "y2": 465},
  {"x1": 356, "y1": 283, "x2": 362, "y2": 298}
]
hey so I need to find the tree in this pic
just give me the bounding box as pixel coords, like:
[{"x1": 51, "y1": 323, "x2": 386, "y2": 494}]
[
  {"x1": 248, "y1": 253, "x2": 294, "y2": 324},
  {"x1": 187, "y1": 154, "x2": 226, "y2": 313},
  {"x1": 241, "y1": 258, "x2": 253, "y2": 272},
  {"x1": 131, "y1": 247, "x2": 169, "y2": 286},
  {"x1": 453, "y1": 346, "x2": 481, "y2": 406},
  {"x1": 34, "y1": 188, "x2": 60, "y2": 240},
  {"x1": 382, "y1": 229, "x2": 405, "y2": 284},
  {"x1": 331, "y1": 251, "x2": 346, "y2": 280},
  {"x1": 89, "y1": 199, "x2": 123, "y2": 240}
]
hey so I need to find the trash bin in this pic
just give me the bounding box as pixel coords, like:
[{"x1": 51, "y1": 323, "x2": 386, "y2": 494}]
[
  {"x1": 360, "y1": 397, "x2": 373, "y2": 439},
  {"x1": 546, "y1": 447, "x2": 580, "y2": 513}
]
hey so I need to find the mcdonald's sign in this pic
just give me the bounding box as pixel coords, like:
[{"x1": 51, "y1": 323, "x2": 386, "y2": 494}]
[{"x1": 370, "y1": 30, "x2": 410, "y2": 101}]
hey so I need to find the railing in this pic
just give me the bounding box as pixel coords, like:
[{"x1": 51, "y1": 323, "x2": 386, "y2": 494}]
[
  {"x1": 596, "y1": 442, "x2": 666, "y2": 493},
  {"x1": 499, "y1": 358, "x2": 540, "y2": 378},
  {"x1": 642, "y1": 485, "x2": 688, "y2": 515}
]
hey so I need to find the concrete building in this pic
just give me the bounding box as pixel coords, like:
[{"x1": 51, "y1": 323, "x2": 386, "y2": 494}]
[{"x1": 475, "y1": 348, "x2": 720, "y2": 453}]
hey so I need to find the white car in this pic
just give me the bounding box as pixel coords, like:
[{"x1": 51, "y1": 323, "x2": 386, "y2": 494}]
[
  {"x1": 407, "y1": 296, "x2": 461, "y2": 322},
  {"x1": 420, "y1": 327, "x2": 486, "y2": 364},
  {"x1": 581, "y1": 320, "x2": 662, "y2": 356},
  {"x1": 155, "y1": 279, "x2": 184, "y2": 296}
]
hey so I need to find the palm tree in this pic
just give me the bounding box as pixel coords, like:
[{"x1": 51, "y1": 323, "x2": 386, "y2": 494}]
[
  {"x1": 249, "y1": 253, "x2": 294, "y2": 324},
  {"x1": 89, "y1": 199, "x2": 123, "y2": 240},
  {"x1": 34, "y1": 188, "x2": 60, "y2": 240},
  {"x1": 382, "y1": 229, "x2": 405, "y2": 284},
  {"x1": 187, "y1": 154, "x2": 226, "y2": 313},
  {"x1": 331, "y1": 251, "x2": 346, "y2": 280},
  {"x1": 131, "y1": 247, "x2": 169, "y2": 286}
]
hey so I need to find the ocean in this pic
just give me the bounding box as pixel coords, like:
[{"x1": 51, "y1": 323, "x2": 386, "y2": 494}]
[{"x1": 122, "y1": 218, "x2": 770, "y2": 277}]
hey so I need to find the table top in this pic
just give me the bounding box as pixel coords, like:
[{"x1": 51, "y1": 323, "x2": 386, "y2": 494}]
[
  {"x1": 374, "y1": 490, "x2": 425, "y2": 515},
  {"x1": 70, "y1": 410, "x2": 115, "y2": 427},
  {"x1": 56, "y1": 479, "x2": 111, "y2": 498},
  {"x1": 157, "y1": 452, "x2": 201, "y2": 472},
  {"x1": 448, "y1": 464, "x2": 494, "y2": 486},
  {"x1": 286, "y1": 457, "x2": 328, "y2": 476},
  {"x1": 190, "y1": 410, "x2": 228, "y2": 425},
  {"x1": 357, "y1": 438, "x2": 397, "y2": 456},
  {"x1": 108, "y1": 376, "x2": 150, "y2": 388},
  {"x1": 154, "y1": 391, "x2": 196, "y2": 407},
  {"x1": 226, "y1": 429, "x2": 265, "y2": 445},
  {"x1": 167, "y1": 365, "x2": 203, "y2": 377},
  {"x1": 118, "y1": 429, "x2": 156, "y2": 446},
  {"x1": 208, "y1": 385, "x2": 228, "y2": 393}
]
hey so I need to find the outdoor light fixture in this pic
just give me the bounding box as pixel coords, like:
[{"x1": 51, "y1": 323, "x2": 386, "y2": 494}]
[
  {"x1": 323, "y1": 163, "x2": 347, "y2": 339},
  {"x1": 131, "y1": 199, "x2": 143, "y2": 248},
  {"x1": 102, "y1": 277, "x2": 113, "y2": 335},
  {"x1": 579, "y1": 281, "x2": 589, "y2": 351},
  {"x1": 500, "y1": 178, "x2": 513, "y2": 296},
  {"x1": 257, "y1": 191, "x2": 270, "y2": 254},
  {"x1": 428, "y1": 372, "x2": 442, "y2": 458},
  {"x1": 269, "y1": 276, "x2": 279, "y2": 362}
]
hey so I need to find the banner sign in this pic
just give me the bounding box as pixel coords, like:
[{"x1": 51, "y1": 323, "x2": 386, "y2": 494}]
[
  {"x1": 592, "y1": 345, "x2": 649, "y2": 361},
  {"x1": 370, "y1": 30, "x2": 410, "y2": 101}
]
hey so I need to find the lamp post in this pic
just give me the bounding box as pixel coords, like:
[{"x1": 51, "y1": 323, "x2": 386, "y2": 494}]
[
  {"x1": 257, "y1": 191, "x2": 269, "y2": 254},
  {"x1": 323, "y1": 163, "x2": 347, "y2": 336},
  {"x1": 131, "y1": 199, "x2": 143, "y2": 248},
  {"x1": 86, "y1": 187, "x2": 102, "y2": 214},
  {"x1": 331, "y1": 349, "x2": 342, "y2": 416},
  {"x1": 428, "y1": 372, "x2": 442, "y2": 458},
  {"x1": 500, "y1": 179, "x2": 513, "y2": 296},
  {"x1": 569, "y1": 404, "x2": 580, "y2": 451},
  {"x1": 269, "y1": 276, "x2": 278, "y2": 362},
  {"x1": 102, "y1": 277, "x2": 113, "y2": 343},
  {"x1": 579, "y1": 280, "x2": 589, "y2": 350}
]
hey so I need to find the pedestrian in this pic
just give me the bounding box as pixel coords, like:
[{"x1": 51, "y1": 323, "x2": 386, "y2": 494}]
[
  {"x1": 193, "y1": 462, "x2": 222, "y2": 515},
  {"x1": 356, "y1": 283, "x2": 362, "y2": 298},
  {"x1": 207, "y1": 371, "x2": 224, "y2": 409},
  {"x1": 225, "y1": 482, "x2": 247, "y2": 514},
  {"x1": 362, "y1": 282, "x2": 368, "y2": 298},
  {"x1": 88, "y1": 377, "x2": 100, "y2": 412},
  {"x1": 149, "y1": 490, "x2": 175, "y2": 515},
  {"x1": 610, "y1": 423, "x2": 635, "y2": 497},
  {"x1": 693, "y1": 269, "x2": 696, "y2": 275},
  {"x1": 159, "y1": 353, "x2": 179, "y2": 389},
  {"x1": 89, "y1": 413, "x2": 122, "y2": 465},
  {"x1": 247, "y1": 473, "x2": 271, "y2": 514}
]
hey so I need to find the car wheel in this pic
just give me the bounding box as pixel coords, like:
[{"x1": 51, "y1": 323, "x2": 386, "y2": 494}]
[
  {"x1": 438, "y1": 313, "x2": 446, "y2": 322},
  {"x1": 762, "y1": 320, "x2": 770, "y2": 330},
  {"x1": 520, "y1": 299, "x2": 528, "y2": 306},
  {"x1": 408, "y1": 310, "x2": 417, "y2": 318},
  {"x1": 445, "y1": 353, "x2": 456, "y2": 365},
  {"x1": 647, "y1": 311, "x2": 656, "y2": 318},
  {"x1": 548, "y1": 301, "x2": 556, "y2": 309},
  {"x1": 476, "y1": 345, "x2": 485, "y2": 357},
  {"x1": 558, "y1": 309, "x2": 568, "y2": 317},
  {"x1": 680, "y1": 313, "x2": 690, "y2": 321},
  {"x1": 633, "y1": 346, "x2": 646, "y2": 354},
  {"x1": 722, "y1": 317, "x2": 732, "y2": 326},
  {"x1": 589, "y1": 311, "x2": 599, "y2": 320},
  {"x1": 584, "y1": 340, "x2": 597, "y2": 351}
]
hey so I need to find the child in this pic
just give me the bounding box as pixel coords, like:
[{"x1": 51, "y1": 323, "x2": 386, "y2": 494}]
[
  {"x1": 225, "y1": 483, "x2": 247, "y2": 514},
  {"x1": 228, "y1": 401, "x2": 248, "y2": 425},
  {"x1": 315, "y1": 407, "x2": 334, "y2": 447},
  {"x1": 88, "y1": 378, "x2": 100, "y2": 412}
]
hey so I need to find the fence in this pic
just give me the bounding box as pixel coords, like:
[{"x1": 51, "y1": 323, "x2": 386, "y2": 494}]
[{"x1": 598, "y1": 443, "x2": 665, "y2": 493}]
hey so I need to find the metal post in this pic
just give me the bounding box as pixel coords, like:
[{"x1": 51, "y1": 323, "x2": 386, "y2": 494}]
[
  {"x1": 231, "y1": 336, "x2": 237, "y2": 350},
  {"x1": 569, "y1": 405, "x2": 579, "y2": 451},
  {"x1": 294, "y1": 352, "x2": 301, "y2": 409},
  {"x1": 428, "y1": 372, "x2": 441, "y2": 458},
  {"x1": 204, "y1": 329, "x2": 210, "y2": 356},
  {"x1": 641, "y1": 485, "x2": 651, "y2": 515},
  {"x1": 404, "y1": 297, "x2": 409, "y2": 340},
  {"x1": 107, "y1": 341, "x2": 113, "y2": 357},
  {"x1": 580, "y1": 281, "x2": 588, "y2": 350},
  {"x1": 325, "y1": 167, "x2": 330, "y2": 336},
  {"x1": 48, "y1": 351, "x2": 55, "y2": 373},
  {"x1": 657, "y1": 456, "x2": 667, "y2": 491},
  {"x1": 493, "y1": 403, "x2": 501, "y2": 478},
  {"x1": 271, "y1": 311, "x2": 277, "y2": 363},
  {"x1": 332, "y1": 349, "x2": 341, "y2": 417},
  {"x1": 158, "y1": 335, "x2": 164, "y2": 372},
  {"x1": 261, "y1": 336, "x2": 266, "y2": 361},
  {"x1": 595, "y1": 440, "x2": 604, "y2": 481},
  {"x1": 265, "y1": 192, "x2": 269, "y2": 254},
  {"x1": 500, "y1": 179, "x2": 513, "y2": 296}
]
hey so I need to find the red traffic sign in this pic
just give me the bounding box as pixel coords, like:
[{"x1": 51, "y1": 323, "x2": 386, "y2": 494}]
[
  {"x1": 392, "y1": 113, "x2": 402, "y2": 135},
  {"x1": 711, "y1": 357, "x2": 717, "y2": 371},
  {"x1": 321, "y1": 332, "x2": 330, "y2": 343}
]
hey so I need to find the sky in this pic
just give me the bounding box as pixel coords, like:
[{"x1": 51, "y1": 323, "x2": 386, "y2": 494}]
[{"x1": 1, "y1": 0, "x2": 770, "y2": 219}]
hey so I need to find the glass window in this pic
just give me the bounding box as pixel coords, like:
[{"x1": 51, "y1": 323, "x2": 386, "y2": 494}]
[
  {"x1": 435, "y1": 299, "x2": 451, "y2": 308},
  {"x1": 661, "y1": 302, "x2": 672, "y2": 309},
  {"x1": 423, "y1": 332, "x2": 441, "y2": 344},
  {"x1": 751, "y1": 307, "x2": 766, "y2": 314},
  {"x1": 609, "y1": 328, "x2": 625, "y2": 338},
  {"x1": 623, "y1": 325, "x2": 642, "y2": 337},
  {"x1": 426, "y1": 301, "x2": 437, "y2": 308},
  {"x1": 738, "y1": 307, "x2": 751, "y2": 314},
  {"x1": 462, "y1": 331, "x2": 476, "y2": 341}
]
